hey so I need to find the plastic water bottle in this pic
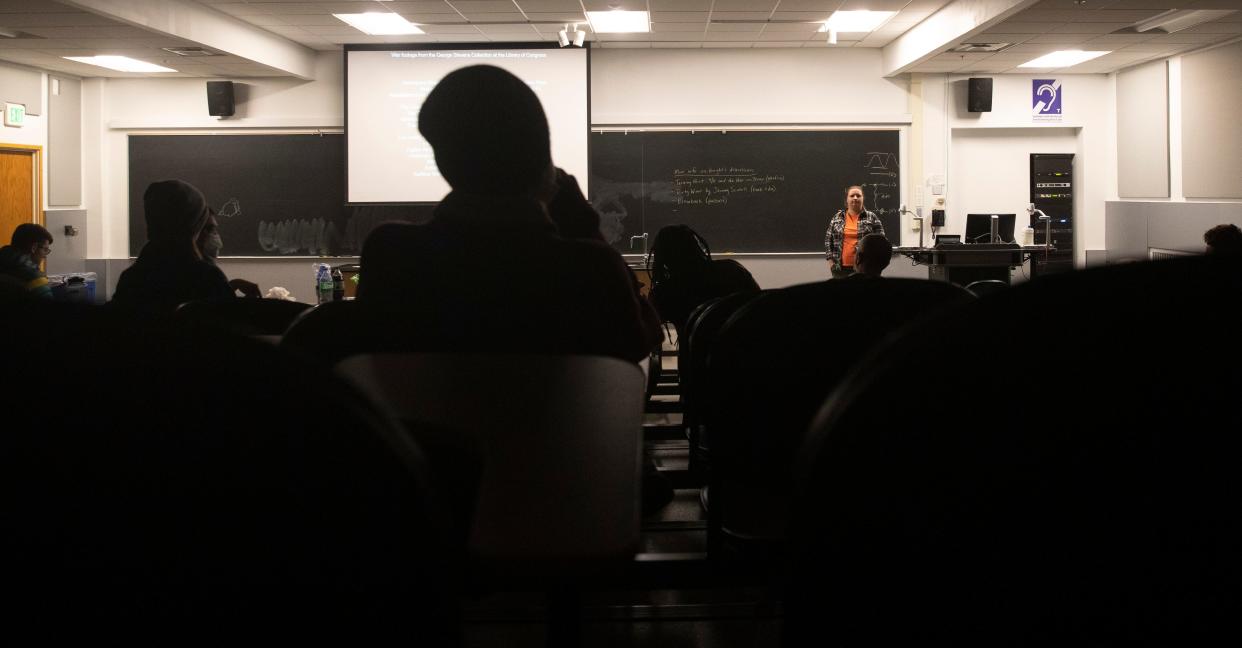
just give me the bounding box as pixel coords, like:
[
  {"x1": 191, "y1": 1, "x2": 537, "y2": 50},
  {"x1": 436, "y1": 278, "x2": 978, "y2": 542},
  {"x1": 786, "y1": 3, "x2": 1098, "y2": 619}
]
[
  {"x1": 315, "y1": 263, "x2": 333, "y2": 304},
  {"x1": 331, "y1": 268, "x2": 345, "y2": 302}
]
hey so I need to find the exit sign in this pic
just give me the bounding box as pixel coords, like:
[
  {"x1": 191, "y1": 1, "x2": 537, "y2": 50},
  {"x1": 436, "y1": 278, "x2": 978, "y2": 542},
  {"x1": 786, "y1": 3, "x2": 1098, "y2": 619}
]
[{"x1": 4, "y1": 103, "x2": 25, "y2": 127}]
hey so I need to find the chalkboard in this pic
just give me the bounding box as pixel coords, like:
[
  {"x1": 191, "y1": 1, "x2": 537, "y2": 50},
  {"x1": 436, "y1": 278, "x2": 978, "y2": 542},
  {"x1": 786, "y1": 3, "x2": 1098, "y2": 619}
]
[
  {"x1": 128, "y1": 134, "x2": 433, "y2": 256},
  {"x1": 588, "y1": 130, "x2": 900, "y2": 254}
]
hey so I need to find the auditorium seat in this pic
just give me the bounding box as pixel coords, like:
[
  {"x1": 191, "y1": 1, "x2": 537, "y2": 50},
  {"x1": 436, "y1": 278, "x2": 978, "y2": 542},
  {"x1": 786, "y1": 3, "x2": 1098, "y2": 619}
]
[
  {"x1": 678, "y1": 291, "x2": 764, "y2": 484},
  {"x1": 785, "y1": 255, "x2": 1242, "y2": 646},
  {"x1": 337, "y1": 352, "x2": 647, "y2": 645},
  {"x1": 174, "y1": 296, "x2": 311, "y2": 336},
  {"x1": 704, "y1": 278, "x2": 973, "y2": 558},
  {"x1": 963, "y1": 278, "x2": 1008, "y2": 297},
  {"x1": 0, "y1": 300, "x2": 457, "y2": 644}
]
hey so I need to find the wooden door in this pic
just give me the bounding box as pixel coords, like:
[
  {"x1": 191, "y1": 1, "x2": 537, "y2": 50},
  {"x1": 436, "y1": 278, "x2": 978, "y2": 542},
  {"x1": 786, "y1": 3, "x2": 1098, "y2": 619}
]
[{"x1": 0, "y1": 144, "x2": 43, "y2": 245}]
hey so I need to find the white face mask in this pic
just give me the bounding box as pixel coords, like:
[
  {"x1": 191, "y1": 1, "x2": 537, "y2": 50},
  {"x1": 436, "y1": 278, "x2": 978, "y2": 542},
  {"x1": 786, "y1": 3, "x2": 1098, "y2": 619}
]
[{"x1": 202, "y1": 232, "x2": 223, "y2": 259}]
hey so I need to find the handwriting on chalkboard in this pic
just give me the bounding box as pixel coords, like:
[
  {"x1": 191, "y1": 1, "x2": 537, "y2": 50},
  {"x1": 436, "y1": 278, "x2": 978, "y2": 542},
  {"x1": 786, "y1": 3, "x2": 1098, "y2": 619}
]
[{"x1": 670, "y1": 167, "x2": 786, "y2": 207}]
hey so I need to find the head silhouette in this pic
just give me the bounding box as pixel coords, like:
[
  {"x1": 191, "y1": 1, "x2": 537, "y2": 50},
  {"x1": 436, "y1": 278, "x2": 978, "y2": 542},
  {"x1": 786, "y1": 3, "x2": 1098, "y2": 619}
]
[
  {"x1": 650, "y1": 225, "x2": 711, "y2": 285},
  {"x1": 1204, "y1": 224, "x2": 1242, "y2": 256},
  {"x1": 419, "y1": 65, "x2": 552, "y2": 197},
  {"x1": 144, "y1": 180, "x2": 209, "y2": 255},
  {"x1": 854, "y1": 233, "x2": 892, "y2": 277}
]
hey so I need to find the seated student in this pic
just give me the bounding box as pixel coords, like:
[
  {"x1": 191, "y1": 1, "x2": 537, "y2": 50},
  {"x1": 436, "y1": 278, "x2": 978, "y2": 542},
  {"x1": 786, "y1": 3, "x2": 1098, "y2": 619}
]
[
  {"x1": 198, "y1": 209, "x2": 261, "y2": 298},
  {"x1": 0, "y1": 223, "x2": 54, "y2": 300},
  {"x1": 357, "y1": 65, "x2": 659, "y2": 363},
  {"x1": 849, "y1": 233, "x2": 893, "y2": 279},
  {"x1": 1204, "y1": 224, "x2": 1242, "y2": 256},
  {"x1": 111, "y1": 180, "x2": 232, "y2": 312},
  {"x1": 648, "y1": 224, "x2": 760, "y2": 337}
]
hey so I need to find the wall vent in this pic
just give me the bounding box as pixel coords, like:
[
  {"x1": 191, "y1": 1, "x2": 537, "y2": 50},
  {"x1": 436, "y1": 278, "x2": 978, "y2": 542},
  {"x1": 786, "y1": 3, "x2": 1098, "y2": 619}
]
[
  {"x1": 950, "y1": 42, "x2": 1012, "y2": 53},
  {"x1": 1149, "y1": 248, "x2": 1196, "y2": 261}
]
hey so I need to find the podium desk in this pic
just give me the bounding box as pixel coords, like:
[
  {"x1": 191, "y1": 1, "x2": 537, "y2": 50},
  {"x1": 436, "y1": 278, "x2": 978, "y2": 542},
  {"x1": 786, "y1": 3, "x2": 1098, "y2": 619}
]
[{"x1": 895, "y1": 244, "x2": 1054, "y2": 286}]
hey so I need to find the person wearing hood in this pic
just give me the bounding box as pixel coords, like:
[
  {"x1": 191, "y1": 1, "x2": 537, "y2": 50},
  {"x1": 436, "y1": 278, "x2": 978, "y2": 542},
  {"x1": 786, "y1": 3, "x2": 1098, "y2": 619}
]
[
  {"x1": 0, "y1": 223, "x2": 54, "y2": 300},
  {"x1": 111, "y1": 180, "x2": 232, "y2": 312},
  {"x1": 197, "y1": 209, "x2": 261, "y2": 298}
]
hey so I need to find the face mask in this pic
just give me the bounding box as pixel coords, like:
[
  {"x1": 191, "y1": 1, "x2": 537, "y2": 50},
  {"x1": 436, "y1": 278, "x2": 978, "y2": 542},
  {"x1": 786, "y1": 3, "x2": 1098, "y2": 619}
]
[{"x1": 202, "y1": 232, "x2": 223, "y2": 259}]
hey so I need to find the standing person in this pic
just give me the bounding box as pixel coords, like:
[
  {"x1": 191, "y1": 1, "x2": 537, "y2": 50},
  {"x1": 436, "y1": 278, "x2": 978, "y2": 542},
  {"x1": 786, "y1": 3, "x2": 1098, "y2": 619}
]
[
  {"x1": 648, "y1": 224, "x2": 759, "y2": 337},
  {"x1": 825, "y1": 185, "x2": 886, "y2": 279},
  {"x1": 112, "y1": 180, "x2": 232, "y2": 313},
  {"x1": 0, "y1": 223, "x2": 53, "y2": 299}
]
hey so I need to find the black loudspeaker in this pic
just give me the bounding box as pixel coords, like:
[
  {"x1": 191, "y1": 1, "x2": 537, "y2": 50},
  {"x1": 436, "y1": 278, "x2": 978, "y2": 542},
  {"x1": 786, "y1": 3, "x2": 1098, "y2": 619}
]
[
  {"x1": 967, "y1": 77, "x2": 993, "y2": 112},
  {"x1": 206, "y1": 81, "x2": 235, "y2": 117}
]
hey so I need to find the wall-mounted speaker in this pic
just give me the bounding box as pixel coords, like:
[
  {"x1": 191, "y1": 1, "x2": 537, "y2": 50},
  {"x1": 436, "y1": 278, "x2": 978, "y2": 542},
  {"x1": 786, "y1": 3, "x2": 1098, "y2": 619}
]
[
  {"x1": 206, "y1": 81, "x2": 235, "y2": 117},
  {"x1": 967, "y1": 77, "x2": 993, "y2": 112}
]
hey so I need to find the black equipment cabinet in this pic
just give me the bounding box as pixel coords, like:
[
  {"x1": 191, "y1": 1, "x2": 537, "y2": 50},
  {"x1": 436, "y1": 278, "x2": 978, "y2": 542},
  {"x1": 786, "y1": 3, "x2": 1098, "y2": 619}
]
[{"x1": 1030, "y1": 153, "x2": 1074, "y2": 276}]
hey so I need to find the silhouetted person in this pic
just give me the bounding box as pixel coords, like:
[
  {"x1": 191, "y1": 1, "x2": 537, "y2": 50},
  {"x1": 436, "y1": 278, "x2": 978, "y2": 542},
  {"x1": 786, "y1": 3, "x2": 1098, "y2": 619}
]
[
  {"x1": 111, "y1": 180, "x2": 231, "y2": 313},
  {"x1": 357, "y1": 65, "x2": 659, "y2": 363},
  {"x1": 648, "y1": 224, "x2": 759, "y2": 337},
  {"x1": 0, "y1": 223, "x2": 53, "y2": 299},
  {"x1": 850, "y1": 233, "x2": 893, "y2": 278},
  {"x1": 198, "y1": 209, "x2": 261, "y2": 298},
  {"x1": 1204, "y1": 223, "x2": 1242, "y2": 256}
]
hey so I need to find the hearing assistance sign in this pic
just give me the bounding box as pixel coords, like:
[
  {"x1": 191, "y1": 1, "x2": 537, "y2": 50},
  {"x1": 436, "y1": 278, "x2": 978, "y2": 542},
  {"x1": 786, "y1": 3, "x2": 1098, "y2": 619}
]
[{"x1": 1033, "y1": 80, "x2": 1062, "y2": 122}]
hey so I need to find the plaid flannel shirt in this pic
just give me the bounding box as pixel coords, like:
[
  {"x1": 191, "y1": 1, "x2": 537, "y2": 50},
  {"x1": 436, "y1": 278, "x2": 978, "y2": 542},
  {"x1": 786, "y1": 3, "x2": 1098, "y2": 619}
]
[{"x1": 824, "y1": 209, "x2": 885, "y2": 268}]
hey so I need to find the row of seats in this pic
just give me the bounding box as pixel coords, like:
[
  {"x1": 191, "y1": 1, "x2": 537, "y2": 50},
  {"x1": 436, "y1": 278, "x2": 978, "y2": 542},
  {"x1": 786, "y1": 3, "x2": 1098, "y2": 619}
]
[
  {"x1": 676, "y1": 255, "x2": 1240, "y2": 645},
  {"x1": 4, "y1": 253, "x2": 1239, "y2": 644}
]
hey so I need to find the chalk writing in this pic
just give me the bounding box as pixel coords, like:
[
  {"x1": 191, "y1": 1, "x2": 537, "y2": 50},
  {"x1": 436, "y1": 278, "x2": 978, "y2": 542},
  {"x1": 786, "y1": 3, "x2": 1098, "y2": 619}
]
[{"x1": 670, "y1": 167, "x2": 786, "y2": 207}]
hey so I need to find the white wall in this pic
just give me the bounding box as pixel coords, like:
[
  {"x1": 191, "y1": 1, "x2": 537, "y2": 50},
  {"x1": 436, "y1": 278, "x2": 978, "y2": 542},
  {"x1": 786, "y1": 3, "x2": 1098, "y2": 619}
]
[
  {"x1": 85, "y1": 48, "x2": 917, "y2": 291},
  {"x1": 913, "y1": 73, "x2": 1115, "y2": 269}
]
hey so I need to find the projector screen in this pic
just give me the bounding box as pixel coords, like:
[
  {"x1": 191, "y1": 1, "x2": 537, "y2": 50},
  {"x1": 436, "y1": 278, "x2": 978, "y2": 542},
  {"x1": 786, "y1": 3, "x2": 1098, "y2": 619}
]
[{"x1": 345, "y1": 46, "x2": 590, "y2": 204}]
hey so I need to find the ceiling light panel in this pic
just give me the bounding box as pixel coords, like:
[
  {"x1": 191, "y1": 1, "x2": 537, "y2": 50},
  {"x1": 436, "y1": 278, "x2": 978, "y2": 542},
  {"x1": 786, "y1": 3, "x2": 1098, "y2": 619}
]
[
  {"x1": 586, "y1": 11, "x2": 650, "y2": 33},
  {"x1": 822, "y1": 11, "x2": 897, "y2": 33},
  {"x1": 1018, "y1": 50, "x2": 1110, "y2": 68},
  {"x1": 63, "y1": 55, "x2": 176, "y2": 72},
  {"x1": 333, "y1": 13, "x2": 424, "y2": 36}
]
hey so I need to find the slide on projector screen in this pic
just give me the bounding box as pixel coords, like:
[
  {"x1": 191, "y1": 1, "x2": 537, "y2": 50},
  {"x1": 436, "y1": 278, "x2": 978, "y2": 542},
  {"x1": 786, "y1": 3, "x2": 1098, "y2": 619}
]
[{"x1": 346, "y1": 47, "x2": 589, "y2": 204}]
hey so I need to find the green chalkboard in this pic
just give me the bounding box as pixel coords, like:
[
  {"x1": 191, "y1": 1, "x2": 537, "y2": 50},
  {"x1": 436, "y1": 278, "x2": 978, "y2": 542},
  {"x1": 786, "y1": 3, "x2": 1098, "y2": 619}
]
[
  {"x1": 128, "y1": 134, "x2": 432, "y2": 256},
  {"x1": 588, "y1": 130, "x2": 900, "y2": 254}
]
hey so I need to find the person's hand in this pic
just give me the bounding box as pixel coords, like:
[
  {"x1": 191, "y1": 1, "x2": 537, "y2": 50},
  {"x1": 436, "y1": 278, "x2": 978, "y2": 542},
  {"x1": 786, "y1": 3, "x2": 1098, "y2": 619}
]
[{"x1": 229, "y1": 278, "x2": 261, "y2": 298}]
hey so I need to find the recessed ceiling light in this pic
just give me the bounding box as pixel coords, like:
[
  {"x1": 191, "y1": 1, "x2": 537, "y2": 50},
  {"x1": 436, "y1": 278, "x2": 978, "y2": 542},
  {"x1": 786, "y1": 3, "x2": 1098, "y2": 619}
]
[
  {"x1": 586, "y1": 10, "x2": 649, "y2": 33},
  {"x1": 333, "y1": 12, "x2": 424, "y2": 36},
  {"x1": 820, "y1": 11, "x2": 897, "y2": 33},
  {"x1": 1018, "y1": 50, "x2": 1110, "y2": 68},
  {"x1": 63, "y1": 55, "x2": 176, "y2": 73}
]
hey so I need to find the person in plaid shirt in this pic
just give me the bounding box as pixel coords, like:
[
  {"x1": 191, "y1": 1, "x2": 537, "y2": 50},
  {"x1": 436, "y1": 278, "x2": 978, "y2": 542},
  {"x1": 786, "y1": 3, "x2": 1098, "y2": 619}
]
[{"x1": 824, "y1": 185, "x2": 885, "y2": 279}]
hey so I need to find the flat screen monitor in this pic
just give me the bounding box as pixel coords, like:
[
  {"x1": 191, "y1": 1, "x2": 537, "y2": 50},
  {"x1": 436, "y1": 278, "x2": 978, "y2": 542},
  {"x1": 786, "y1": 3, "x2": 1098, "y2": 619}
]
[
  {"x1": 345, "y1": 45, "x2": 590, "y2": 204},
  {"x1": 965, "y1": 213, "x2": 1016, "y2": 244}
]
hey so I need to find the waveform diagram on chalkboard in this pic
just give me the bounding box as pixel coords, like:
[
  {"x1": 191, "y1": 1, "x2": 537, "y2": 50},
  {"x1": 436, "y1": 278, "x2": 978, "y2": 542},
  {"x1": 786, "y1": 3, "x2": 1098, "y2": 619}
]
[{"x1": 588, "y1": 130, "x2": 901, "y2": 254}]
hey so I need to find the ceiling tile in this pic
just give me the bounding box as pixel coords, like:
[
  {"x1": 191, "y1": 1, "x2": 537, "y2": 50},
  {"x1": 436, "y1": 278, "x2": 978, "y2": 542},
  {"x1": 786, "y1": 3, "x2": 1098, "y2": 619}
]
[
  {"x1": 647, "y1": 0, "x2": 712, "y2": 9},
  {"x1": 652, "y1": 22, "x2": 707, "y2": 32},
  {"x1": 1049, "y1": 22, "x2": 1133, "y2": 33},
  {"x1": 982, "y1": 22, "x2": 1059, "y2": 35},
  {"x1": 1026, "y1": 33, "x2": 1098, "y2": 44},
  {"x1": 652, "y1": 12, "x2": 710, "y2": 22}
]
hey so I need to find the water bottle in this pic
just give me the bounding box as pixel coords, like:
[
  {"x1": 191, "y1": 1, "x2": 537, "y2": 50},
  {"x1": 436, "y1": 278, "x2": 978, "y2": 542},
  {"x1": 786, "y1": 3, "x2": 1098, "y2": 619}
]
[
  {"x1": 315, "y1": 263, "x2": 333, "y2": 304},
  {"x1": 331, "y1": 268, "x2": 345, "y2": 302}
]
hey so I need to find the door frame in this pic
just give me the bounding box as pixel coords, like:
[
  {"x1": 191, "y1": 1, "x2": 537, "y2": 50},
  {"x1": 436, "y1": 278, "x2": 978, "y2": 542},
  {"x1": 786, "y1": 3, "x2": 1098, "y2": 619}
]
[{"x1": 0, "y1": 143, "x2": 44, "y2": 226}]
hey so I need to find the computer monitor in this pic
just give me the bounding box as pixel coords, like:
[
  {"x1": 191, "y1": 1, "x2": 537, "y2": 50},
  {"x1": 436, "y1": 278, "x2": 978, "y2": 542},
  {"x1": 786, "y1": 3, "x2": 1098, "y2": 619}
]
[{"x1": 965, "y1": 213, "x2": 1016, "y2": 244}]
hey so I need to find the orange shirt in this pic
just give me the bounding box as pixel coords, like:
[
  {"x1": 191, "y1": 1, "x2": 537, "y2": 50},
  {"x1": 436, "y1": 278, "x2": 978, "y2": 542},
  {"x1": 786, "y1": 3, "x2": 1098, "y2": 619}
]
[{"x1": 841, "y1": 212, "x2": 860, "y2": 267}]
